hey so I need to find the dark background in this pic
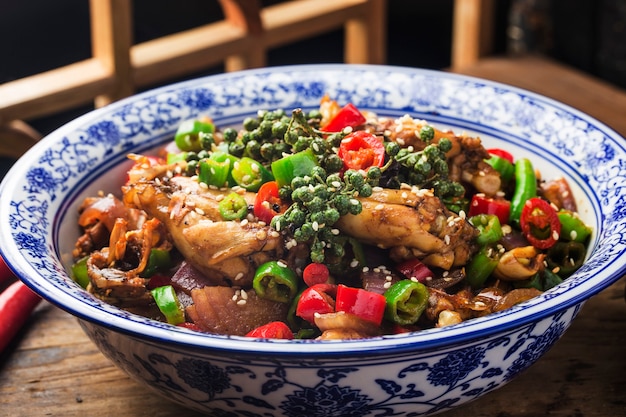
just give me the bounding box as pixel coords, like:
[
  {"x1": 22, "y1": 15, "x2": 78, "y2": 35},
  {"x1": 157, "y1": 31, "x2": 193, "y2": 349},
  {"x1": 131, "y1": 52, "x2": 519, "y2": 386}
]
[{"x1": 1, "y1": 0, "x2": 624, "y2": 138}]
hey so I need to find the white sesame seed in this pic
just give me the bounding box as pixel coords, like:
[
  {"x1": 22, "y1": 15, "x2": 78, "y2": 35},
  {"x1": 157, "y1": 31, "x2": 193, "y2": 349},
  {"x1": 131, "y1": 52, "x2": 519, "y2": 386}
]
[
  {"x1": 383, "y1": 281, "x2": 392, "y2": 289},
  {"x1": 237, "y1": 299, "x2": 247, "y2": 306},
  {"x1": 195, "y1": 207, "x2": 205, "y2": 215},
  {"x1": 234, "y1": 272, "x2": 244, "y2": 281},
  {"x1": 277, "y1": 260, "x2": 287, "y2": 268}
]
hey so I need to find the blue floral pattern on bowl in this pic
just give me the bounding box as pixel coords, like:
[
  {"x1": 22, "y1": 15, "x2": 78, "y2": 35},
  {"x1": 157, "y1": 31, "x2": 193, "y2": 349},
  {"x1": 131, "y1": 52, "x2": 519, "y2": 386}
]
[
  {"x1": 1, "y1": 64, "x2": 625, "y2": 416},
  {"x1": 80, "y1": 304, "x2": 577, "y2": 416}
]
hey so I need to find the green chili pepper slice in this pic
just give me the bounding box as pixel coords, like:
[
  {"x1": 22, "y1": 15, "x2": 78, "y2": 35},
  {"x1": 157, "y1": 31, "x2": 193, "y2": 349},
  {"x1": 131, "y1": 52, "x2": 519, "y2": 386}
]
[
  {"x1": 542, "y1": 268, "x2": 564, "y2": 290},
  {"x1": 546, "y1": 241, "x2": 586, "y2": 277},
  {"x1": 231, "y1": 157, "x2": 274, "y2": 191},
  {"x1": 469, "y1": 214, "x2": 503, "y2": 246},
  {"x1": 209, "y1": 151, "x2": 239, "y2": 186},
  {"x1": 516, "y1": 268, "x2": 563, "y2": 291},
  {"x1": 485, "y1": 154, "x2": 514, "y2": 184},
  {"x1": 151, "y1": 285, "x2": 185, "y2": 325},
  {"x1": 71, "y1": 256, "x2": 90, "y2": 289},
  {"x1": 465, "y1": 245, "x2": 500, "y2": 289},
  {"x1": 198, "y1": 158, "x2": 231, "y2": 188},
  {"x1": 253, "y1": 261, "x2": 299, "y2": 303},
  {"x1": 383, "y1": 279, "x2": 429, "y2": 325},
  {"x1": 141, "y1": 248, "x2": 172, "y2": 278},
  {"x1": 513, "y1": 273, "x2": 543, "y2": 291},
  {"x1": 174, "y1": 119, "x2": 215, "y2": 152},
  {"x1": 218, "y1": 192, "x2": 248, "y2": 220},
  {"x1": 509, "y1": 158, "x2": 537, "y2": 226},
  {"x1": 166, "y1": 151, "x2": 188, "y2": 165},
  {"x1": 557, "y1": 210, "x2": 592, "y2": 243},
  {"x1": 270, "y1": 148, "x2": 318, "y2": 188}
]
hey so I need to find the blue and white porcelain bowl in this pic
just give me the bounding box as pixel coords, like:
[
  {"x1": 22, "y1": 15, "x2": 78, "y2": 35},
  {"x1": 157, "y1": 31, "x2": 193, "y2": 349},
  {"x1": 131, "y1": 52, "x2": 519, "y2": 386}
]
[{"x1": 1, "y1": 65, "x2": 625, "y2": 416}]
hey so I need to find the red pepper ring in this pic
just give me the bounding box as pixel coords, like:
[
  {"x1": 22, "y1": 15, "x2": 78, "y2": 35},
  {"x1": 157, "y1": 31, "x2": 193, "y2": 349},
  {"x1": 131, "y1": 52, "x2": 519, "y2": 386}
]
[
  {"x1": 338, "y1": 131, "x2": 386, "y2": 172},
  {"x1": 253, "y1": 181, "x2": 288, "y2": 224},
  {"x1": 520, "y1": 197, "x2": 561, "y2": 249}
]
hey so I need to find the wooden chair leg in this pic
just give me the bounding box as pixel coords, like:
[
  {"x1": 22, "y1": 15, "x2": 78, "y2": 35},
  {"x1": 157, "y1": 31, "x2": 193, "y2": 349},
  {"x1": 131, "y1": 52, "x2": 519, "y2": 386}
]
[
  {"x1": 90, "y1": 0, "x2": 134, "y2": 107},
  {"x1": 0, "y1": 120, "x2": 42, "y2": 160},
  {"x1": 219, "y1": 0, "x2": 267, "y2": 72},
  {"x1": 344, "y1": 0, "x2": 388, "y2": 64}
]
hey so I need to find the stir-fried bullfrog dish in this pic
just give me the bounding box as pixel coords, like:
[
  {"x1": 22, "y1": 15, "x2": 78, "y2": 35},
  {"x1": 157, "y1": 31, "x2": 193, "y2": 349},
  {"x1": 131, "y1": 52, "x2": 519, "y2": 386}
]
[{"x1": 71, "y1": 96, "x2": 592, "y2": 340}]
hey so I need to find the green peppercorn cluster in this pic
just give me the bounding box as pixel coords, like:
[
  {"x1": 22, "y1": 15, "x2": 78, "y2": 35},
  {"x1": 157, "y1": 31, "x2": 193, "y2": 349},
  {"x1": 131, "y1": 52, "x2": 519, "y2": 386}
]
[
  {"x1": 217, "y1": 108, "x2": 325, "y2": 165},
  {"x1": 178, "y1": 106, "x2": 468, "y2": 262},
  {"x1": 384, "y1": 135, "x2": 465, "y2": 202},
  {"x1": 272, "y1": 166, "x2": 380, "y2": 264}
]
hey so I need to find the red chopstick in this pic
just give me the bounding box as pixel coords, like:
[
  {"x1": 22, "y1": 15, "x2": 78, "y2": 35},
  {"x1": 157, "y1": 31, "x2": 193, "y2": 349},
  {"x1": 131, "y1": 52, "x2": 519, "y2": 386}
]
[{"x1": 0, "y1": 256, "x2": 42, "y2": 353}]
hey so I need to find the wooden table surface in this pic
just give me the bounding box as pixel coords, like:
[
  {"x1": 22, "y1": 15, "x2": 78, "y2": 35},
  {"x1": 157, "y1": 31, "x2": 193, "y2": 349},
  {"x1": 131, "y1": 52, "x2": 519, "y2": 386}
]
[{"x1": 2, "y1": 58, "x2": 626, "y2": 416}]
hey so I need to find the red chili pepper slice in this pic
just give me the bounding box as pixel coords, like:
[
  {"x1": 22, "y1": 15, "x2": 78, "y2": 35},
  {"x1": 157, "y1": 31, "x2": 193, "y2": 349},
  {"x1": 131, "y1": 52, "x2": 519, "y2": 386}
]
[
  {"x1": 338, "y1": 131, "x2": 385, "y2": 172},
  {"x1": 468, "y1": 194, "x2": 511, "y2": 226},
  {"x1": 177, "y1": 322, "x2": 204, "y2": 332},
  {"x1": 245, "y1": 321, "x2": 294, "y2": 339},
  {"x1": 253, "y1": 181, "x2": 288, "y2": 224},
  {"x1": 487, "y1": 148, "x2": 514, "y2": 164},
  {"x1": 335, "y1": 284, "x2": 386, "y2": 326},
  {"x1": 395, "y1": 258, "x2": 434, "y2": 283},
  {"x1": 295, "y1": 283, "x2": 337, "y2": 324},
  {"x1": 320, "y1": 103, "x2": 366, "y2": 132},
  {"x1": 302, "y1": 262, "x2": 330, "y2": 287},
  {"x1": 520, "y1": 197, "x2": 561, "y2": 249}
]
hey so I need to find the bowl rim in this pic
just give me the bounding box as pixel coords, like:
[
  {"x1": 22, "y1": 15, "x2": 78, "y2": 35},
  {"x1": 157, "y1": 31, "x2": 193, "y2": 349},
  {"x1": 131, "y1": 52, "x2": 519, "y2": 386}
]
[{"x1": 1, "y1": 63, "x2": 625, "y2": 357}]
